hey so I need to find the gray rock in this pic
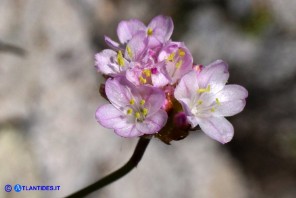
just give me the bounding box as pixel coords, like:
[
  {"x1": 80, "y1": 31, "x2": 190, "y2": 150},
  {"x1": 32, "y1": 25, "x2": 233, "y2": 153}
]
[
  {"x1": 0, "y1": 127, "x2": 41, "y2": 198},
  {"x1": 102, "y1": 134, "x2": 249, "y2": 198},
  {"x1": 267, "y1": 0, "x2": 296, "y2": 34},
  {"x1": 184, "y1": 6, "x2": 259, "y2": 68}
]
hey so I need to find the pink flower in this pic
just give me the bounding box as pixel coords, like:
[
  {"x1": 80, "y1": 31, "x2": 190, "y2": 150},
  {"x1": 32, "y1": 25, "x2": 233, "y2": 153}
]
[
  {"x1": 158, "y1": 41, "x2": 193, "y2": 84},
  {"x1": 117, "y1": 15, "x2": 174, "y2": 47},
  {"x1": 96, "y1": 16, "x2": 176, "y2": 87},
  {"x1": 96, "y1": 32, "x2": 148, "y2": 76},
  {"x1": 96, "y1": 76, "x2": 168, "y2": 137},
  {"x1": 174, "y1": 60, "x2": 248, "y2": 143},
  {"x1": 123, "y1": 33, "x2": 171, "y2": 87}
]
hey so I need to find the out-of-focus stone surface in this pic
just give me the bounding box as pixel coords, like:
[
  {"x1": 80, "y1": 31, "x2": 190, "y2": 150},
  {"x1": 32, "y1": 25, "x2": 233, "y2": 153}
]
[
  {"x1": 0, "y1": 127, "x2": 40, "y2": 198},
  {"x1": 267, "y1": 0, "x2": 296, "y2": 34},
  {"x1": 1, "y1": 0, "x2": 296, "y2": 198},
  {"x1": 184, "y1": 6, "x2": 259, "y2": 67},
  {"x1": 184, "y1": 2, "x2": 296, "y2": 197},
  {"x1": 103, "y1": 134, "x2": 248, "y2": 198}
]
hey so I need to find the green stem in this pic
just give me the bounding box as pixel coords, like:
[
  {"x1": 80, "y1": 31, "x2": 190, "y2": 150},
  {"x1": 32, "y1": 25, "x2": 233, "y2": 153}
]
[{"x1": 65, "y1": 137, "x2": 151, "y2": 198}]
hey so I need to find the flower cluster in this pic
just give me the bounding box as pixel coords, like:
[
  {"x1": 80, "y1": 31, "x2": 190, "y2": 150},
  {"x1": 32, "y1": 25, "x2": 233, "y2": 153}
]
[{"x1": 95, "y1": 15, "x2": 248, "y2": 144}]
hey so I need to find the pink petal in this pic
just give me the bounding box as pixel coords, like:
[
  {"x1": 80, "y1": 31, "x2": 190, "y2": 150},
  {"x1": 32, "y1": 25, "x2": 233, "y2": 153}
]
[
  {"x1": 95, "y1": 49, "x2": 120, "y2": 75},
  {"x1": 105, "y1": 77, "x2": 133, "y2": 108},
  {"x1": 215, "y1": 100, "x2": 246, "y2": 117},
  {"x1": 198, "y1": 117, "x2": 234, "y2": 144},
  {"x1": 95, "y1": 104, "x2": 128, "y2": 129},
  {"x1": 158, "y1": 41, "x2": 193, "y2": 83},
  {"x1": 115, "y1": 125, "x2": 144, "y2": 137},
  {"x1": 151, "y1": 71, "x2": 170, "y2": 87},
  {"x1": 139, "y1": 86, "x2": 165, "y2": 115},
  {"x1": 125, "y1": 32, "x2": 148, "y2": 61},
  {"x1": 174, "y1": 70, "x2": 199, "y2": 105},
  {"x1": 146, "y1": 36, "x2": 162, "y2": 48},
  {"x1": 117, "y1": 19, "x2": 146, "y2": 44},
  {"x1": 167, "y1": 47, "x2": 193, "y2": 83},
  {"x1": 198, "y1": 60, "x2": 229, "y2": 93},
  {"x1": 104, "y1": 36, "x2": 123, "y2": 51},
  {"x1": 126, "y1": 68, "x2": 141, "y2": 85},
  {"x1": 186, "y1": 115, "x2": 199, "y2": 128},
  {"x1": 136, "y1": 110, "x2": 168, "y2": 134},
  {"x1": 215, "y1": 84, "x2": 248, "y2": 102},
  {"x1": 148, "y1": 15, "x2": 174, "y2": 43},
  {"x1": 214, "y1": 84, "x2": 248, "y2": 117},
  {"x1": 157, "y1": 42, "x2": 178, "y2": 61}
]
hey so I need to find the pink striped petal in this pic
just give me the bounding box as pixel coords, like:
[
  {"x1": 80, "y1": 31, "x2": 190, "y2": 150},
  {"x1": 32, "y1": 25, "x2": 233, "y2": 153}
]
[
  {"x1": 215, "y1": 84, "x2": 248, "y2": 102},
  {"x1": 174, "y1": 70, "x2": 199, "y2": 105},
  {"x1": 115, "y1": 125, "x2": 144, "y2": 137},
  {"x1": 136, "y1": 110, "x2": 168, "y2": 134},
  {"x1": 198, "y1": 117, "x2": 234, "y2": 144},
  {"x1": 198, "y1": 60, "x2": 229, "y2": 93},
  {"x1": 95, "y1": 104, "x2": 128, "y2": 129},
  {"x1": 105, "y1": 77, "x2": 133, "y2": 108},
  {"x1": 117, "y1": 19, "x2": 146, "y2": 44},
  {"x1": 215, "y1": 100, "x2": 246, "y2": 117},
  {"x1": 95, "y1": 49, "x2": 120, "y2": 75},
  {"x1": 104, "y1": 36, "x2": 123, "y2": 51},
  {"x1": 148, "y1": 15, "x2": 174, "y2": 43}
]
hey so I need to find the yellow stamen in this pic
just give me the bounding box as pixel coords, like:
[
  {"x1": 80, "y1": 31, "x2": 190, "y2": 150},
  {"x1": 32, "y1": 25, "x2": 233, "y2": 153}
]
[
  {"x1": 139, "y1": 76, "x2": 147, "y2": 84},
  {"x1": 117, "y1": 50, "x2": 125, "y2": 66},
  {"x1": 127, "y1": 108, "x2": 133, "y2": 115},
  {"x1": 197, "y1": 88, "x2": 206, "y2": 93},
  {"x1": 197, "y1": 85, "x2": 211, "y2": 93},
  {"x1": 211, "y1": 107, "x2": 215, "y2": 112},
  {"x1": 178, "y1": 49, "x2": 185, "y2": 57},
  {"x1": 147, "y1": 28, "x2": 153, "y2": 36},
  {"x1": 215, "y1": 98, "x2": 221, "y2": 105},
  {"x1": 142, "y1": 108, "x2": 148, "y2": 116},
  {"x1": 135, "y1": 112, "x2": 141, "y2": 119},
  {"x1": 140, "y1": 99, "x2": 145, "y2": 106},
  {"x1": 129, "y1": 99, "x2": 135, "y2": 105},
  {"x1": 176, "y1": 60, "x2": 183, "y2": 69},
  {"x1": 206, "y1": 85, "x2": 211, "y2": 92},
  {"x1": 167, "y1": 52, "x2": 175, "y2": 62},
  {"x1": 142, "y1": 69, "x2": 151, "y2": 77},
  {"x1": 197, "y1": 100, "x2": 203, "y2": 105},
  {"x1": 126, "y1": 46, "x2": 133, "y2": 58}
]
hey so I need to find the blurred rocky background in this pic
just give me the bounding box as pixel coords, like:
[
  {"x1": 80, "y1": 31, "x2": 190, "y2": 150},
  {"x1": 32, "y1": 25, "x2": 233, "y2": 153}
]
[{"x1": 0, "y1": 0, "x2": 296, "y2": 197}]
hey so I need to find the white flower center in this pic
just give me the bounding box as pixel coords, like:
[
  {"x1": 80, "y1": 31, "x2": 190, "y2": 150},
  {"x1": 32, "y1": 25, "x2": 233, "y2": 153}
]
[
  {"x1": 126, "y1": 98, "x2": 149, "y2": 122},
  {"x1": 191, "y1": 87, "x2": 221, "y2": 117}
]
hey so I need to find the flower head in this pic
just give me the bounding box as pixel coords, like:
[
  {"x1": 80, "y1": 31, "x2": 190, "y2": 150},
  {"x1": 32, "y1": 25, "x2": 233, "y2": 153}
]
[
  {"x1": 94, "y1": 15, "x2": 248, "y2": 143},
  {"x1": 174, "y1": 60, "x2": 248, "y2": 143},
  {"x1": 96, "y1": 76, "x2": 168, "y2": 137}
]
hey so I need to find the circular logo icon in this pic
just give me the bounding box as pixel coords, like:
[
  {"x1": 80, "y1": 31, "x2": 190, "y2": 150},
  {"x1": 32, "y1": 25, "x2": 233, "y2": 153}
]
[
  {"x1": 14, "y1": 184, "x2": 22, "y2": 192},
  {"x1": 4, "y1": 184, "x2": 12, "y2": 192}
]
